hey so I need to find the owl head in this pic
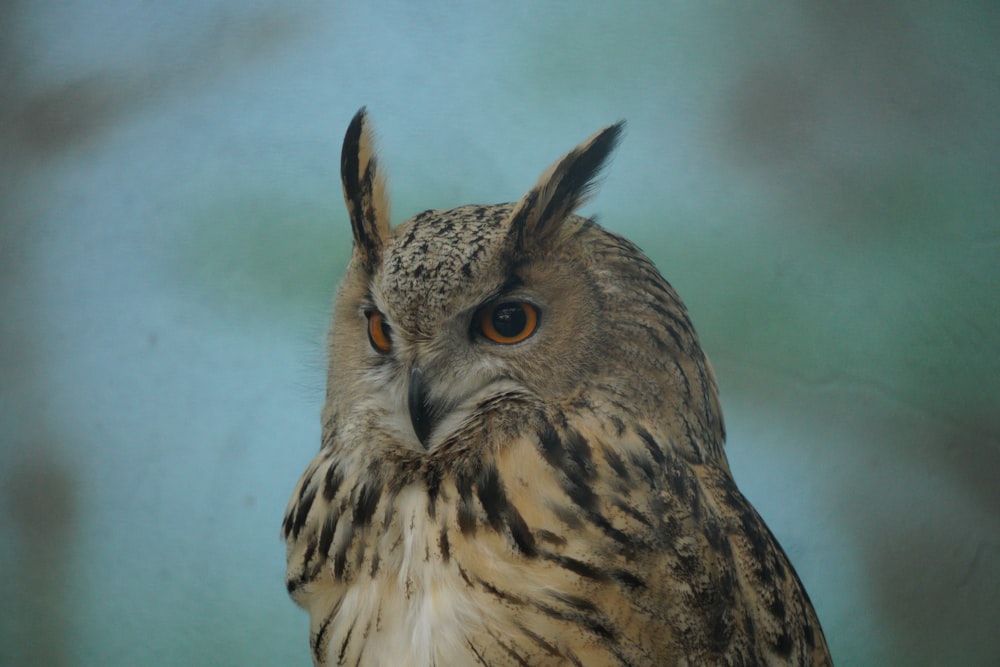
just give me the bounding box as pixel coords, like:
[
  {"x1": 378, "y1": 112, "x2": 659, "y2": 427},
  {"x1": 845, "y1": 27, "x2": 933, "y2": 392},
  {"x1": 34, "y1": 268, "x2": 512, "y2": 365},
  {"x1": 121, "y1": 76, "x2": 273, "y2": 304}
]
[{"x1": 325, "y1": 108, "x2": 723, "y2": 456}]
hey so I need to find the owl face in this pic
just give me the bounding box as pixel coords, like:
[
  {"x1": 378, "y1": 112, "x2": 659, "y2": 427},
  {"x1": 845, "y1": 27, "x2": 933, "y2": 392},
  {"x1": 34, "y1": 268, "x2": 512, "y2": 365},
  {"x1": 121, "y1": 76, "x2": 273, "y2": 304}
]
[
  {"x1": 332, "y1": 203, "x2": 607, "y2": 452},
  {"x1": 326, "y1": 109, "x2": 721, "y2": 458},
  {"x1": 326, "y1": 110, "x2": 627, "y2": 452}
]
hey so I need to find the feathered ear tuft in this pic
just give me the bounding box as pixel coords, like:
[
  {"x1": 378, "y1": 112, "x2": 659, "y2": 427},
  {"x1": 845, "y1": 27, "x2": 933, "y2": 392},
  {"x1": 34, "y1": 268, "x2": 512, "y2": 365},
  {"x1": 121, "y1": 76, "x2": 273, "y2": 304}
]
[
  {"x1": 341, "y1": 107, "x2": 391, "y2": 273},
  {"x1": 504, "y1": 121, "x2": 624, "y2": 257}
]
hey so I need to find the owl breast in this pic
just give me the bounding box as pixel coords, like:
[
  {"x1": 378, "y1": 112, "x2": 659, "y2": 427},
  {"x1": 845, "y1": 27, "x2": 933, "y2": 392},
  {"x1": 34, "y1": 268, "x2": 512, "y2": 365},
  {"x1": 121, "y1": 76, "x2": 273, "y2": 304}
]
[{"x1": 319, "y1": 486, "x2": 483, "y2": 667}]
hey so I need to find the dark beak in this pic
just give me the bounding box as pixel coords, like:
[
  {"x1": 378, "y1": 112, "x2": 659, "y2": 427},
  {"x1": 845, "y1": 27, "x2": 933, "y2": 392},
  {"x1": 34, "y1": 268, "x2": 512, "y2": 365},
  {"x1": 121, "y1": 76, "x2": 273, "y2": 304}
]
[{"x1": 408, "y1": 365, "x2": 439, "y2": 448}]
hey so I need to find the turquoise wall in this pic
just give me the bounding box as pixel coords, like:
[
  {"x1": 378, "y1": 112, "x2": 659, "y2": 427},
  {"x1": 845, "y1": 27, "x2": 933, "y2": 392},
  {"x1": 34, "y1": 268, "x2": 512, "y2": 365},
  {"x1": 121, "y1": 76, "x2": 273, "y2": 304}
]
[{"x1": 2, "y1": 2, "x2": 997, "y2": 664}]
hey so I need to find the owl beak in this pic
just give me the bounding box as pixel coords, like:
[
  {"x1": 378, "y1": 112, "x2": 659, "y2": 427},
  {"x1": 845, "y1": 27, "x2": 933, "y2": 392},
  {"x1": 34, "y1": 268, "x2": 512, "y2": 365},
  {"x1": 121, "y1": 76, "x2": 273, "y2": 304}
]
[{"x1": 408, "y1": 365, "x2": 437, "y2": 448}]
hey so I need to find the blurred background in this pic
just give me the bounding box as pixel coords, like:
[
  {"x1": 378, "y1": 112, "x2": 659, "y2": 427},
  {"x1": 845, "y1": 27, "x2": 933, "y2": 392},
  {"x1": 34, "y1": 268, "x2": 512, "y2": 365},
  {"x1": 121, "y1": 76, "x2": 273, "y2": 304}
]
[{"x1": 1, "y1": 1, "x2": 997, "y2": 664}]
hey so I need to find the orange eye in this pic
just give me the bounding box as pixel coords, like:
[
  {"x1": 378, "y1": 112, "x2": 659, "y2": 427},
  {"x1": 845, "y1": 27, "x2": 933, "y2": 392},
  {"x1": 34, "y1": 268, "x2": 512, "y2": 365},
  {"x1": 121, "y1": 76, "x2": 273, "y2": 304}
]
[
  {"x1": 477, "y1": 302, "x2": 539, "y2": 344},
  {"x1": 366, "y1": 310, "x2": 392, "y2": 353}
]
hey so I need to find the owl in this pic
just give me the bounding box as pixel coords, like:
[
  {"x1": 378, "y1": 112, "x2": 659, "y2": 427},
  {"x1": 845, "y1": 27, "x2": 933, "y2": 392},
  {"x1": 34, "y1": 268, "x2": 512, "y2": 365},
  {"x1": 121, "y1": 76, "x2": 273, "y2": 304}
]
[{"x1": 282, "y1": 108, "x2": 832, "y2": 666}]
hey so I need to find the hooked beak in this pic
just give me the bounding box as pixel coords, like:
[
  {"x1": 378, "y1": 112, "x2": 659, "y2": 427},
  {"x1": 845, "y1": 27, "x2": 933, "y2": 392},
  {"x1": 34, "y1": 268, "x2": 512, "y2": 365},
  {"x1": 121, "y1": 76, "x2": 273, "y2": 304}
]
[{"x1": 408, "y1": 365, "x2": 441, "y2": 448}]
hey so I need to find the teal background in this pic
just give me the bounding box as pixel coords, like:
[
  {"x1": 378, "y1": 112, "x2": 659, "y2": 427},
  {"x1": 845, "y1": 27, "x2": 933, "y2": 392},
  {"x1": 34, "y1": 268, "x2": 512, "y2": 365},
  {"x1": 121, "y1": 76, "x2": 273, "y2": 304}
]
[{"x1": 1, "y1": 2, "x2": 997, "y2": 665}]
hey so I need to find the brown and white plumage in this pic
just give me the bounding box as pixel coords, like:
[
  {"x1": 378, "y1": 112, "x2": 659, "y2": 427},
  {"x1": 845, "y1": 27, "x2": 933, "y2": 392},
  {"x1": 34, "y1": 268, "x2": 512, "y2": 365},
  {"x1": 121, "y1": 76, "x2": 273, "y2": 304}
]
[{"x1": 282, "y1": 108, "x2": 832, "y2": 666}]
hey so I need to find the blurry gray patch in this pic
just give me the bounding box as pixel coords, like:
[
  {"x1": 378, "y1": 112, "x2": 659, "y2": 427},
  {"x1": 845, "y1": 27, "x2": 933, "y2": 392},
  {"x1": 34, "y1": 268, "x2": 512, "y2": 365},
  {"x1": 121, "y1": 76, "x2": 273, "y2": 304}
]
[
  {"x1": 724, "y1": 66, "x2": 819, "y2": 163},
  {"x1": 0, "y1": 5, "x2": 311, "y2": 157},
  {"x1": 5, "y1": 450, "x2": 78, "y2": 541},
  {"x1": 718, "y1": 0, "x2": 998, "y2": 238},
  {"x1": 6, "y1": 76, "x2": 128, "y2": 155},
  {"x1": 4, "y1": 447, "x2": 78, "y2": 667}
]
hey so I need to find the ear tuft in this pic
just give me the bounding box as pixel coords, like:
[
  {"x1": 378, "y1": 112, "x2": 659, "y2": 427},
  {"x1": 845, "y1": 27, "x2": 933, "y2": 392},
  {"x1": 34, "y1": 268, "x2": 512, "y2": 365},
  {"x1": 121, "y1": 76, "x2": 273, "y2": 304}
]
[
  {"x1": 341, "y1": 107, "x2": 391, "y2": 273},
  {"x1": 505, "y1": 121, "x2": 624, "y2": 256}
]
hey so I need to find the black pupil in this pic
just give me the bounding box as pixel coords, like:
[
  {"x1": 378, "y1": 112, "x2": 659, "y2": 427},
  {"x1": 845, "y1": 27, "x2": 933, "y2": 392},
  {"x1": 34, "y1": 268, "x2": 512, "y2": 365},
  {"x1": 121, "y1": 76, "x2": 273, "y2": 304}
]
[{"x1": 492, "y1": 303, "x2": 526, "y2": 338}]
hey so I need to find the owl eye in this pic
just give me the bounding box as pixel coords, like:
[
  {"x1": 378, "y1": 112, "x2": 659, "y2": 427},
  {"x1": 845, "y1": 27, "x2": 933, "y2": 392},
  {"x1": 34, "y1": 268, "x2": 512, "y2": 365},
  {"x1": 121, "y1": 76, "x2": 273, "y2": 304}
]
[
  {"x1": 366, "y1": 310, "x2": 393, "y2": 353},
  {"x1": 477, "y1": 302, "x2": 539, "y2": 344}
]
